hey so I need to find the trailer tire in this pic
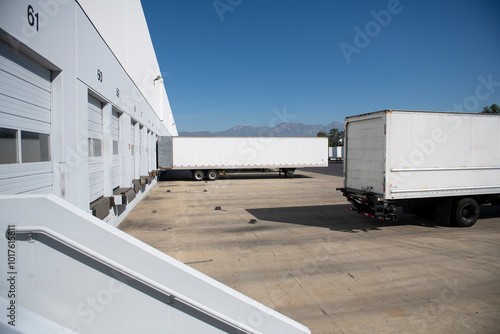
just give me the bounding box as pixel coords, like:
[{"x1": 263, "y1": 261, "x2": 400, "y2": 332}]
[
  {"x1": 192, "y1": 170, "x2": 205, "y2": 181},
  {"x1": 207, "y1": 170, "x2": 219, "y2": 181},
  {"x1": 451, "y1": 198, "x2": 479, "y2": 227}
]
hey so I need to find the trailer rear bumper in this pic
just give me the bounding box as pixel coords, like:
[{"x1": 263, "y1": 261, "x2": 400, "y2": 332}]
[{"x1": 337, "y1": 188, "x2": 398, "y2": 221}]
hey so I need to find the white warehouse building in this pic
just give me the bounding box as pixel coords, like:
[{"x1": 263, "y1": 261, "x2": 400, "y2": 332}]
[
  {"x1": 0, "y1": 1, "x2": 310, "y2": 333},
  {"x1": 0, "y1": 0, "x2": 177, "y2": 227}
]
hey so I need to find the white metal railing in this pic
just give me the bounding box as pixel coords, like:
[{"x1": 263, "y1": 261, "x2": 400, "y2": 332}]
[{"x1": 14, "y1": 226, "x2": 256, "y2": 334}]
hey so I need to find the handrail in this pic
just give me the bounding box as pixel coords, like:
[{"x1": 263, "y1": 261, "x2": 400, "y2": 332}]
[{"x1": 15, "y1": 226, "x2": 256, "y2": 334}]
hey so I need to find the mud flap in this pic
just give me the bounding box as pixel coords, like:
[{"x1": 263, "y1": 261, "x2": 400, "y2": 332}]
[{"x1": 435, "y1": 197, "x2": 452, "y2": 225}]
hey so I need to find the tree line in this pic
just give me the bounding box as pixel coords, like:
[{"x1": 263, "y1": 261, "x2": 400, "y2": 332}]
[
  {"x1": 317, "y1": 128, "x2": 344, "y2": 147},
  {"x1": 481, "y1": 104, "x2": 499, "y2": 114}
]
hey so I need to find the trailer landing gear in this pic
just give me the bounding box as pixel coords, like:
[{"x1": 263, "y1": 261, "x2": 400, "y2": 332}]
[{"x1": 280, "y1": 168, "x2": 296, "y2": 179}]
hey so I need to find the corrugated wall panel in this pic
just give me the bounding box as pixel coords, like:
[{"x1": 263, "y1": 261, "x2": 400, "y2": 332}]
[
  {"x1": 88, "y1": 95, "x2": 104, "y2": 202},
  {"x1": 130, "y1": 120, "x2": 136, "y2": 178},
  {"x1": 112, "y1": 110, "x2": 119, "y2": 140},
  {"x1": 89, "y1": 158, "x2": 104, "y2": 201},
  {"x1": 112, "y1": 110, "x2": 120, "y2": 188},
  {"x1": 0, "y1": 163, "x2": 52, "y2": 194},
  {"x1": 0, "y1": 71, "x2": 51, "y2": 110},
  {"x1": 0, "y1": 93, "x2": 50, "y2": 125},
  {"x1": 0, "y1": 42, "x2": 51, "y2": 89},
  {"x1": 88, "y1": 95, "x2": 103, "y2": 140}
]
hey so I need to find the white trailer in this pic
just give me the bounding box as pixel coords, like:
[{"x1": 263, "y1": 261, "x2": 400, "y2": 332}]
[
  {"x1": 158, "y1": 136, "x2": 328, "y2": 180},
  {"x1": 329, "y1": 146, "x2": 344, "y2": 161},
  {"x1": 338, "y1": 110, "x2": 500, "y2": 227}
]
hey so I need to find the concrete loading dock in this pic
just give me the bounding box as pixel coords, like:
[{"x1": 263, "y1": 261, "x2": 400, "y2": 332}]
[{"x1": 120, "y1": 164, "x2": 500, "y2": 333}]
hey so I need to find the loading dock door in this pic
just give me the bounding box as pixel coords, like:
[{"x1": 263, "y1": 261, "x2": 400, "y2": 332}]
[
  {"x1": 0, "y1": 40, "x2": 52, "y2": 194},
  {"x1": 131, "y1": 120, "x2": 136, "y2": 179},
  {"x1": 112, "y1": 109, "x2": 121, "y2": 188},
  {"x1": 139, "y1": 125, "x2": 143, "y2": 176},
  {"x1": 88, "y1": 95, "x2": 104, "y2": 202}
]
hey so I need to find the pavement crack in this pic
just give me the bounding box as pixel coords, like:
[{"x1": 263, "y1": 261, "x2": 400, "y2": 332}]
[
  {"x1": 168, "y1": 229, "x2": 183, "y2": 262},
  {"x1": 461, "y1": 322, "x2": 477, "y2": 333}
]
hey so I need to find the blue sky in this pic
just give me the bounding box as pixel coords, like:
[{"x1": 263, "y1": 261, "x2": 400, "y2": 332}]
[{"x1": 142, "y1": 0, "x2": 500, "y2": 132}]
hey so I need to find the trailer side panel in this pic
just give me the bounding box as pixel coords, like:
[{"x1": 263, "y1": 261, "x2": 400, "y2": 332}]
[
  {"x1": 386, "y1": 112, "x2": 500, "y2": 199},
  {"x1": 158, "y1": 137, "x2": 328, "y2": 170}
]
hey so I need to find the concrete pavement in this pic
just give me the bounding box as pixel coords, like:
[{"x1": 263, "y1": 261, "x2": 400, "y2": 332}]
[{"x1": 119, "y1": 166, "x2": 500, "y2": 333}]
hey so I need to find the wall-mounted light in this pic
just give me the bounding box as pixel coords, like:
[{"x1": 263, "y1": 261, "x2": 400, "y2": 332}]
[{"x1": 153, "y1": 75, "x2": 162, "y2": 86}]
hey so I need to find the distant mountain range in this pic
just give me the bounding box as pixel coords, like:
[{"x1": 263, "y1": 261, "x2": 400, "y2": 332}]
[{"x1": 179, "y1": 121, "x2": 344, "y2": 137}]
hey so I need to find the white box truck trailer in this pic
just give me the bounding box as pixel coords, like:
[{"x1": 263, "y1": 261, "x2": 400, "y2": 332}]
[
  {"x1": 158, "y1": 136, "x2": 328, "y2": 181},
  {"x1": 338, "y1": 110, "x2": 500, "y2": 227},
  {"x1": 329, "y1": 146, "x2": 344, "y2": 161}
]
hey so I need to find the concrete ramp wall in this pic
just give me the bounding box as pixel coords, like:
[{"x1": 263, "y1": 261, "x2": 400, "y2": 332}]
[{"x1": 0, "y1": 195, "x2": 310, "y2": 334}]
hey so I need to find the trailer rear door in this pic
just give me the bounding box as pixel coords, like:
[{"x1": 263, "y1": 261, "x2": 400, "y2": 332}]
[{"x1": 345, "y1": 114, "x2": 386, "y2": 195}]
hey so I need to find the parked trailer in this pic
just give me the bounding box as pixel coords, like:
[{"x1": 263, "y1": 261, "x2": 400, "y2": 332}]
[
  {"x1": 338, "y1": 110, "x2": 500, "y2": 227},
  {"x1": 158, "y1": 136, "x2": 328, "y2": 181},
  {"x1": 329, "y1": 146, "x2": 344, "y2": 161}
]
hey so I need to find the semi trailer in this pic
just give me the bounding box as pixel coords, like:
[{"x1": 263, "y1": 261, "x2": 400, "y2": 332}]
[
  {"x1": 338, "y1": 110, "x2": 500, "y2": 227},
  {"x1": 158, "y1": 136, "x2": 328, "y2": 181},
  {"x1": 329, "y1": 146, "x2": 344, "y2": 161}
]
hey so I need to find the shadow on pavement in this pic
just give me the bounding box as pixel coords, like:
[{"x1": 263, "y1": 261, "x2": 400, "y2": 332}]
[
  {"x1": 159, "y1": 170, "x2": 312, "y2": 181},
  {"x1": 246, "y1": 204, "x2": 455, "y2": 233},
  {"x1": 478, "y1": 204, "x2": 500, "y2": 219},
  {"x1": 302, "y1": 161, "x2": 343, "y2": 177}
]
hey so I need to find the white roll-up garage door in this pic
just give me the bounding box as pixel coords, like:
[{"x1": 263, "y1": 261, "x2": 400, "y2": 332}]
[
  {"x1": 112, "y1": 109, "x2": 121, "y2": 188},
  {"x1": 139, "y1": 125, "x2": 143, "y2": 176},
  {"x1": 147, "y1": 130, "x2": 152, "y2": 173},
  {"x1": 0, "y1": 40, "x2": 52, "y2": 194},
  {"x1": 88, "y1": 95, "x2": 103, "y2": 202},
  {"x1": 130, "y1": 120, "x2": 136, "y2": 179}
]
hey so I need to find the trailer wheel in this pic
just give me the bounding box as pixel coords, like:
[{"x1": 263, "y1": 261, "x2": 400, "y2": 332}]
[
  {"x1": 451, "y1": 198, "x2": 479, "y2": 227},
  {"x1": 192, "y1": 170, "x2": 205, "y2": 181},
  {"x1": 206, "y1": 170, "x2": 219, "y2": 181}
]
